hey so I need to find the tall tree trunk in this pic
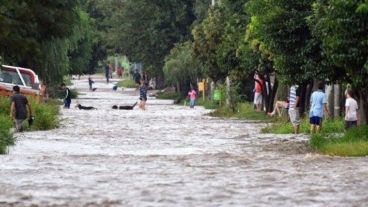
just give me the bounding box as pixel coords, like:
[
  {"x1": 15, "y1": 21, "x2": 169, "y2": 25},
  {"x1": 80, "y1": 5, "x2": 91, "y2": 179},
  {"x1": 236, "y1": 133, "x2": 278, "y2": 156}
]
[
  {"x1": 299, "y1": 83, "x2": 309, "y2": 117},
  {"x1": 333, "y1": 84, "x2": 340, "y2": 118},
  {"x1": 359, "y1": 89, "x2": 368, "y2": 124},
  {"x1": 325, "y1": 85, "x2": 334, "y2": 118},
  {"x1": 267, "y1": 76, "x2": 278, "y2": 113}
]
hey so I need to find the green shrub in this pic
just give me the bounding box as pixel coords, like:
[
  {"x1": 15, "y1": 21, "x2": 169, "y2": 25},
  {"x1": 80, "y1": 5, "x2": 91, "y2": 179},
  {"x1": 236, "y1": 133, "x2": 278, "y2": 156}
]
[
  {"x1": 29, "y1": 99, "x2": 60, "y2": 131},
  {"x1": 117, "y1": 79, "x2": 137, "y2": 88},
  {"x1": 0, "y1": 97, "x2": 10, "y2": 116},
  {"x1": 0, "y1": 115, "x2": 13, "y2": 154},
  {"x1": 310, "y1": 126, "x2": 368, "y2": 157}
]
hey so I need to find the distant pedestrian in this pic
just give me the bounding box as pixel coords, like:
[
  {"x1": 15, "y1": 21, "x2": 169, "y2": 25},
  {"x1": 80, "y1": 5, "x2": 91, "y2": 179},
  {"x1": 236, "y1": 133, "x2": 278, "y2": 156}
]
[
  {"x1": 109, "y1": 64, "x2": 113, "y2": 79},
  {"x1": 253, "y1": 73, "x2": 264, "y2": 111},
  {"x1": 10, "y1": 85, "x2": 33, "y2": 132},
  {"x1": 133, "y1": 70, "x2": 141, "y2": 85},
  {"x1": 139, "y1": 80, "x2": 147, "y2": 110},
  {"x1": 61, "y1": 83, "x2": 71, "y2": 109},
  {"x1": 309, "y1": 82, "x2": 329, "y2": 134},
  {"x1": 105, "y1": 64, "x2": 110, "y2": 83},
  {"x1": 344, "y1": 89, "x2": 359, "y2": 130},
  {"x1": 288, "y1": 84, "x2": 301, "y2": 134},
  {"x1": 88, "y1": 76, "x2": 94, "y2": 91},
  {"x1": 188, "y1": 87, "x2": 197, "y2": 108}
]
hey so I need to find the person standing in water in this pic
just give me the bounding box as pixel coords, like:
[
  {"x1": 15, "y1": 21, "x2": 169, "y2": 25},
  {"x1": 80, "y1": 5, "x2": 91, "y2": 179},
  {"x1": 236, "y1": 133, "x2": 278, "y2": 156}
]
[
  {"x1": 10, "y1": 85, "x2": 33, "y2": 132},
  {"x1": 139, "y1": 80, "x2": 147, "y2": 110},
  {"x1": 61, "y1": 83, "x2": 71, "y2": 109},
  {"x1": 188, "y1": 87, "x2": 197, "y2": 108}
]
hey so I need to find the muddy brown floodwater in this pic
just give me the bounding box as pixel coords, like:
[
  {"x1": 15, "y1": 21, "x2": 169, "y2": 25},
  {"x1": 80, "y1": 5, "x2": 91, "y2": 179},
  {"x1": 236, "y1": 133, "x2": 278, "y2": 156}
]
[{"x1": 1, "y1": 77, "x2": 368, "y2": 207}]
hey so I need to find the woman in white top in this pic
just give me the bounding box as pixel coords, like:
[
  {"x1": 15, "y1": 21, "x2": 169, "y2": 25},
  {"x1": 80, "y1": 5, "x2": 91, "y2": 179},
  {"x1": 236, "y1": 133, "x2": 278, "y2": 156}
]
[{"x1": 345, "y1": 89, "x2": 359, "y2": 129}]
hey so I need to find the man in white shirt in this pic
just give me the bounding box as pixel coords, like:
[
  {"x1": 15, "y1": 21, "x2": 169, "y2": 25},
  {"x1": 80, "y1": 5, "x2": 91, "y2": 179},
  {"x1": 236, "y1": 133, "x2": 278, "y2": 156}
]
[{"x1": 345, "y1": 89, "x2": 359, "y2": 129}]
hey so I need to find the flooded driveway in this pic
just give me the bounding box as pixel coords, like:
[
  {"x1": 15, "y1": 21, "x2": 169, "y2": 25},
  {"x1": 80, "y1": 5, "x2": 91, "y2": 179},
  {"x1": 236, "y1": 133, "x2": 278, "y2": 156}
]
[{"x1": 1, "y1": 77, "x2": 368, "y2": 207}]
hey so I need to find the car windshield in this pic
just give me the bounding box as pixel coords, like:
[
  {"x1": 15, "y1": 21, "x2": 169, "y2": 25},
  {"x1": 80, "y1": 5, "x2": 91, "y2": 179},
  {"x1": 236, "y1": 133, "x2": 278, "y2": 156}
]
[{"x1": 0, "y1": 68, "x2": 32, "y2": 87}]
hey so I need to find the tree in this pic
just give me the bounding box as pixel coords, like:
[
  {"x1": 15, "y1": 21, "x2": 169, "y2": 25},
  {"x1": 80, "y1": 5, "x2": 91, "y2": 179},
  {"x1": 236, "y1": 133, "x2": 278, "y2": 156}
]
[
  {"x1": 311, "y1": 0, "x2": 368, "y2": 123},
  {"x1": 192, "y1": 6, "x2": 228, "y2": 83},
  {"x1": 0, "y1": 0, "x2": 81, "y2": 84},
  {"x1": 110, "y1": 0, "x2": 197, "y2": 87},
  {"x1": 163, "y1": 42, "x2": 203, "y2": 94},
  {"x1": 68, "y1": 11, "x2": 94, "y2": 75}
]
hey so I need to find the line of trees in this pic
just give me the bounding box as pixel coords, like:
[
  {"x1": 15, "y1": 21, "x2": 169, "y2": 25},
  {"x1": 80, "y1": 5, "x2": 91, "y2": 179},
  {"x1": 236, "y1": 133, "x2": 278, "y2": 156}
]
[
  {"x1": 0, "y1": 0, "x2": 104, "y2": 86},
  {"x1": 163, "y1": 0, "x2": 368, "y2": 123},
  {"x1": 1, "y1": 1, "x2": 367, "y2": 123}
]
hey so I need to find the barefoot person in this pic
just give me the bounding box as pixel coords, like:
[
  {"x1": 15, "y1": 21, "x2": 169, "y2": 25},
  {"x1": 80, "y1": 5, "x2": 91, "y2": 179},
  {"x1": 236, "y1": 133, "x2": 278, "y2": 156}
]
[
  {"x1": 10, "y1": 85, "x2": 33, "y2": 132},
  {"x1": 139, "y1": 80, "x2": 147, "y2": 110},
  {"x1": 268, "y1": 99, "x2": 289, "y2": 117}
]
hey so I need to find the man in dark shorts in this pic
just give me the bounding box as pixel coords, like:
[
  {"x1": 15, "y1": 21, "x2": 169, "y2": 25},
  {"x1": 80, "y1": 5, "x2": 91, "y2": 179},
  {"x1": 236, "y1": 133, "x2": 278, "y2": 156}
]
[
  {"x1": 10, "y1": 85, "x2": 33, "y2": 132},
  {"x1": 61, "y1": 83, "x2": 71, "y2": 109},
  {"x1": 139, "y1": 80, "x2": 147, "y2": 110},
  {"x1": 309, "y1": 82, "x2": 329, "y2": 133}
]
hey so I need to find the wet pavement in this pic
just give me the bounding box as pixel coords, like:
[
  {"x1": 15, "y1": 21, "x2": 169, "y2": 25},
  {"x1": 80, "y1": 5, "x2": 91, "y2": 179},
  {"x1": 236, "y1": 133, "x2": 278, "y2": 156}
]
[{"x1": 0, "y1": 76, "x2": 368, "y2": 207}]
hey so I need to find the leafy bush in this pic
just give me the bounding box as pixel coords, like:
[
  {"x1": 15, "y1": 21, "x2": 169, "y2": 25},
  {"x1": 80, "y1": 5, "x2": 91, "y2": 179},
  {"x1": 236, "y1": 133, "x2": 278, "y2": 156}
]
[
  {"x1": 0, "y1": 97, "x2": 10, "y2": 116},
  {"x1": 310, "y1": 126, "x2": 368, "y2": 157},
  {"x1": 30, "y1": 99, "x2": 60, "y2": 130},
  {"x1": 0, "y1": 115, "x2": 13, "y2": 154}
]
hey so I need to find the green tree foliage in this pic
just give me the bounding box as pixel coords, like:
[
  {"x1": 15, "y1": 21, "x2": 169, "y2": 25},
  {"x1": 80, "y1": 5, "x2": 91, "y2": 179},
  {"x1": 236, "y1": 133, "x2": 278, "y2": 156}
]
[
  {"x1": 192, "y1": 6, "x2": 228, "y2": 83},
  {"x1": 311, "y1": 0, "x2": 368, "y2": 122},
  {"x1": 193, "y1": 0, "x2": 212, "y2": 24},
  {"x1": 246, "y1": 0, "x2": 327, "y2": 84},
  {"x1": 163, "y1": 42, "x2": 203, "y2": 94},
  {"x1": 68, "y1": 11, "x2": 94, "y2": 75},
  {"x1": 110, "y1": 0, "x2": 196, "y2": 85},
  {"x1": 0, "y1": 0, "x2": 82, "y2": 84}
]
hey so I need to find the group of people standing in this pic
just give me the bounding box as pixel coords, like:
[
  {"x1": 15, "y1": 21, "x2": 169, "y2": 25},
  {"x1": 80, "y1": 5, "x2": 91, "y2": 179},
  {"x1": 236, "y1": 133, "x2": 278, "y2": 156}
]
[{"x1": 261, "y1": 80, "x2": 359, "y2": 134}]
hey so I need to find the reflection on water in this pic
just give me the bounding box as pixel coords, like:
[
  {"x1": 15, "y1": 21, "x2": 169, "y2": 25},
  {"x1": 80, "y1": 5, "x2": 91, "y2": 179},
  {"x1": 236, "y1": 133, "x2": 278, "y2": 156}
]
[{"x1": 0, "y1": 78, "x2": 368, "y2": 207}]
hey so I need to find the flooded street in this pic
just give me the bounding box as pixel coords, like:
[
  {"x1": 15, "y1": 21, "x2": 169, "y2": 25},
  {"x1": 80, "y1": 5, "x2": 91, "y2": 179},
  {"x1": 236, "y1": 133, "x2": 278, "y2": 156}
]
[{"x1": 1, "y1": 77, "x2": 368, "y2": 207}]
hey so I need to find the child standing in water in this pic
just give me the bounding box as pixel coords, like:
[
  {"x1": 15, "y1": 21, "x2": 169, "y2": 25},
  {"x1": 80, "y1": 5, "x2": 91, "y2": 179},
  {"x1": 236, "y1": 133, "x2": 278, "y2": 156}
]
[
  {"x1": 139, "y1": 80, "x2": 147, "y2": 110},
  {"x1": 188, "y1": 87, "x2": 197, "y2": 108}
]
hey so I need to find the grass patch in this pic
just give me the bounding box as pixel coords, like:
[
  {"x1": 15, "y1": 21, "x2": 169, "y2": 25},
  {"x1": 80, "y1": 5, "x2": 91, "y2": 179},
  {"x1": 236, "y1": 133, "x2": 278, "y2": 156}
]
[
  {"x1": 156, "y1": 91, "x2": 182, "y2": 100},
  {"x1": 262, "y1": 118, "x2": 344, "y2": 134},
  {"x1": 210, "y1": 102, "x2": 270, "y2": 121},
  {"x1": 310, "y1": 126, "x2": 368, "y2": 157},
  {"x1": 117, "y1": 79, "x2": 137, "y2": 88}
]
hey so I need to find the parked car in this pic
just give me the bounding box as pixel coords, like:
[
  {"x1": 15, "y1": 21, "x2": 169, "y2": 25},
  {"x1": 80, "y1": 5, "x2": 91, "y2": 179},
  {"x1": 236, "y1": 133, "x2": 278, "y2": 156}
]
[{"x1": 0, "y1": 65, "x2": 43, "y2": 101}]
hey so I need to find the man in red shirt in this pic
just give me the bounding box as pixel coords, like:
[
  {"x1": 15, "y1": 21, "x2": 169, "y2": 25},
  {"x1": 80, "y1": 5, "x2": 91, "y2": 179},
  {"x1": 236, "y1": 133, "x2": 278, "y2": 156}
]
[{"x1": 254, "y1": 73, "x2": 264, "y2": 111}]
